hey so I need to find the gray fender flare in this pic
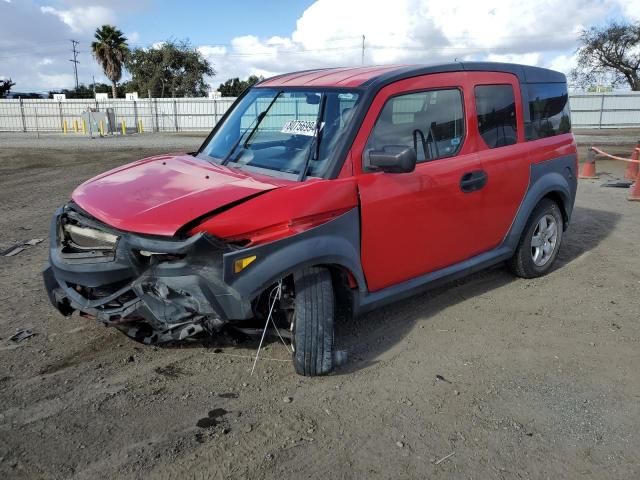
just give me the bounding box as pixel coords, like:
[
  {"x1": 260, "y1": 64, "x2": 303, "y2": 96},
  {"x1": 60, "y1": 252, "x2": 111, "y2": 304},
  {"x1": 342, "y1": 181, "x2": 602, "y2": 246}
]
[
  {"x1": 222, "y1": 208, "x2": 365, "y2": 300},
  {"x1": 503, "y1": 155, "x2": 577, "y2": 252}
]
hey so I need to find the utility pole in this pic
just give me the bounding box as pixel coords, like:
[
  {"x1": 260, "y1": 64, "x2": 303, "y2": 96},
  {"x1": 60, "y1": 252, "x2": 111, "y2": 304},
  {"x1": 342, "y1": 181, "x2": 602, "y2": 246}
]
[
  {"x1": 361, "y1": 35, "x2": 365, "y2": 65},
  {"x1": 69, "y1": 40, "x2": 80, "y2": 90},
  {"x1": 92, "y1": 75, "x2": 96, "y2": 96}
]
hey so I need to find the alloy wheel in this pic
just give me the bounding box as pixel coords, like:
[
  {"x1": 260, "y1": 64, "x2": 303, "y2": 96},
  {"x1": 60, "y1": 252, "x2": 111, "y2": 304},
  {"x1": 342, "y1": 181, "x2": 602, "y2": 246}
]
[{"x1": 531, "y1": 214, "x2": 558, "y2": 266}]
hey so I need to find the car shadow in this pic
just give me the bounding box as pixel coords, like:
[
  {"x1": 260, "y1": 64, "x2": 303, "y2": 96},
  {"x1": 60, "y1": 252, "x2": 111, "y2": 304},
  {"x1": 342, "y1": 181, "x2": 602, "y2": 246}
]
[
  {"x1": 333, "y1": 205, "x2": 621, "y2": 375},
  {"x1": 333, "y1": 267, "x2": 513, "y2": 375},
  {"x1": 554, "y1": 205, "x2": 621, "y2": 268}
]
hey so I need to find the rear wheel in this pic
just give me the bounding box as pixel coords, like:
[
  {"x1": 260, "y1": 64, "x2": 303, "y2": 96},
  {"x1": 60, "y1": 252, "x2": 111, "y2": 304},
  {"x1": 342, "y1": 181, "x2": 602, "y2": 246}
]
[
  {"x1": 509, "y1": 198, "x2": 564, "y2": 278},
  {"x1": 292, "y1": 267, "x2": 335, "y2": 376}
]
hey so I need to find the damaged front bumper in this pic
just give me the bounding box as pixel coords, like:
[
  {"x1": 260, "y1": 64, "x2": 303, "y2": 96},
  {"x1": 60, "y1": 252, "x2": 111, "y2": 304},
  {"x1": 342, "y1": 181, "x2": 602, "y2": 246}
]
[{"x1": 43, "y1": 204, "x2": 253, "y2": 343}]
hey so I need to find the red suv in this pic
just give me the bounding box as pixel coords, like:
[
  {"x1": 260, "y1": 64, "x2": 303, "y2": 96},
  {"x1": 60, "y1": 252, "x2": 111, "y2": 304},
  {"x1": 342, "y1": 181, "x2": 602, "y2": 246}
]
[{"x1": 44, "y1": 63, "x2": 577, "y2": 376}]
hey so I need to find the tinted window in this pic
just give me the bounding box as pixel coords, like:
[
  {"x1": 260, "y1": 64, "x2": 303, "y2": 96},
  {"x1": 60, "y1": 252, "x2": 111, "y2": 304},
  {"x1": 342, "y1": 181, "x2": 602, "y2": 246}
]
[
  {"x1": 366, "y1": 88, "x2": 464, "y2": 163},
  {"x1": 475, "y1": 85, "x2": 518, "y2": 148},
  {"x1": 526, "y1": 83, "x2": 571, "y2": 140}
]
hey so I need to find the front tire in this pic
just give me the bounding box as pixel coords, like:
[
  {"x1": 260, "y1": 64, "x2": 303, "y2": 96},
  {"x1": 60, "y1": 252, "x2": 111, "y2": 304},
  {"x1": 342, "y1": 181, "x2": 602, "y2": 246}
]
[
  {"x1": 292, "y1": 267, "x2": 335, "y2": 376},
  {"x1": 509, "y1": 198, "x2": 564, "y2": 278}
]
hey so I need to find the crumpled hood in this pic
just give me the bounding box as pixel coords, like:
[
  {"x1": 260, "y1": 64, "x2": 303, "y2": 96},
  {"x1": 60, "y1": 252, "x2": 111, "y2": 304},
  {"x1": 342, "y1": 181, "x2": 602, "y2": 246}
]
[{"x1": 72, "y1": 154, "x2": 291, "y2": 236}]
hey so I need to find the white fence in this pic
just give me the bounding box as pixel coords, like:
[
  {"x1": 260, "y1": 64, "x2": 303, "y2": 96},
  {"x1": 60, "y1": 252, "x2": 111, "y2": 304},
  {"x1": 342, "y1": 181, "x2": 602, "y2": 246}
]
[
  {"x1": 1, "y1": 92, "x2": 639, "y2": 133},
  {"x1": 569, "y1": 92, "x2": 640, "y2": 129},
  {"x1": 0, "y1": 97, "x2": 238, "y2": 133}
]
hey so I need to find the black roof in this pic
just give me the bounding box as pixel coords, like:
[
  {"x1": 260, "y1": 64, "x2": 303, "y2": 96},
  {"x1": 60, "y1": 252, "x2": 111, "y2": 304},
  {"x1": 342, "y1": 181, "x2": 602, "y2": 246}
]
[{"x1": 362, "y1": 61, "x2": 566, "y2": 89}]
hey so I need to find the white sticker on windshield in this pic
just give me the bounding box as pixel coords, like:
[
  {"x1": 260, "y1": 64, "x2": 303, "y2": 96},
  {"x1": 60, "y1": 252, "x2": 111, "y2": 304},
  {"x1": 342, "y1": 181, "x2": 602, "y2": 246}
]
[{"x1": 281, "y1": 120, "x2": 324, "y2": 136}]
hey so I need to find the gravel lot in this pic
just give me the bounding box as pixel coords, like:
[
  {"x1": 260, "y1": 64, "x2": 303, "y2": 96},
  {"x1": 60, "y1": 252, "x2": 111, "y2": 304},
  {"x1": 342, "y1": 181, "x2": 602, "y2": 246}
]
[{"x1": 0, "y1": 131, "x2": 639, "y2": 480}]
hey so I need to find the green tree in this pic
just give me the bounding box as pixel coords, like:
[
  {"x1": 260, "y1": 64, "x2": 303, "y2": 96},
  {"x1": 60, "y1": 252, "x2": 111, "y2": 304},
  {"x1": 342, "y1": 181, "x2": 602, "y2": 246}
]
[
  {"x1": 218, "y1": 75, "x2": 263, "y2": 96},
  {"x1": 49, "y1": 82, "x2": 134, "y2": 99},
  {"x1": 91, "y1": 25, "x2": 129, "y2": 99},
  {"x1": 571, "y1": 21, "x2": 640, "y2": 91},
  {"x1": 126, "y1": 40, "x2": 215, "y2": 97},
  {"x1": 0, "y1": 78, "x2": 16, "y2": 98}
]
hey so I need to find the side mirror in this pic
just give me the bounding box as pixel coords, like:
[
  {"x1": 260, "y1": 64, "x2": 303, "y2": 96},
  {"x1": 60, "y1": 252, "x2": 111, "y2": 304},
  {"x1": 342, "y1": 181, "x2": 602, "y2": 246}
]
[{"x1": 368, "y1": 146, "x2": 417, "y2": 173}]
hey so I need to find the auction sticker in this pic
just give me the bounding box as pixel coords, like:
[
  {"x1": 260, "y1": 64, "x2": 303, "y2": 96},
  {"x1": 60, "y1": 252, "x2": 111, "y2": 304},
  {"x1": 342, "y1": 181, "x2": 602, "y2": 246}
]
[{"x1": 281, "y1": 120, "x2": 324, "y2": 136}]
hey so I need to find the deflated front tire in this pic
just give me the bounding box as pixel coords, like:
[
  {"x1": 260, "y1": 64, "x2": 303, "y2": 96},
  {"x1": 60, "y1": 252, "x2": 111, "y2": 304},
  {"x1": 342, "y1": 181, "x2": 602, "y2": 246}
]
[{"x1": 292, "y1": 267, "x2": 335, "y2": 376}]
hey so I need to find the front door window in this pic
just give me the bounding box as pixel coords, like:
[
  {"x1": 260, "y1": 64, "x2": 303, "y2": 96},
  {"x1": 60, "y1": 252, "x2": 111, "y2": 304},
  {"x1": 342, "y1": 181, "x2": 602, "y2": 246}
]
[{"x1": 364, "y1": 88, "x2": 464, "y2": 166}]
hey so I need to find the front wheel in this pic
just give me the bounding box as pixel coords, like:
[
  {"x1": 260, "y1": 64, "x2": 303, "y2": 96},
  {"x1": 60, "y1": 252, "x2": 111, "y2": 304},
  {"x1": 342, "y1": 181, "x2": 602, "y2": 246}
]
[
  {"x1": 292, "y1": 267, "x2": 335, "y2": 376},
  {"x1": 509, "y1": 198, "x2": 564, "y2": 278}
]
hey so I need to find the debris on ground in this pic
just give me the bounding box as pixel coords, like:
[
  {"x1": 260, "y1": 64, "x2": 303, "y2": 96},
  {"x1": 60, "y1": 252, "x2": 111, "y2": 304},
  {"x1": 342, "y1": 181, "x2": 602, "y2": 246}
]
[
  {"x1": 435, "y1": 374, "x2": 452, "y2": 384},
  {"x1": 434, "y1": 452, "x2": 456, "y2": 465},
  {"x1": 2, "y1": 245, "x2": 25, "y2": 257},
  {"x1": 1, "y1": 238, "x2": 44, "y2": 257},
  {"x1": 283, "y1": 396, "x2": 293, "y2": 403},
  {"x1": 9, "y1": 330, "x2": 36, "y2": 343},
  {"x1": 601, "y1": 179, "x2": 633, "y2": 188}
]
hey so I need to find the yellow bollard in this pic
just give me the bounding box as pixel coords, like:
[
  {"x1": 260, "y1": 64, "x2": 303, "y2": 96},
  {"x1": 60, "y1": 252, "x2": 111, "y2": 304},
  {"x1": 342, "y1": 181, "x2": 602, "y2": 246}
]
[
  {"x1": 82, "y1": 119, "x2": 86, "y2": 134},
  {"x1": 63, "y1": 120, "x2": 68, "y2": 134},
  {"x1": 138, "y1": 119, "x2": 144, "y2": 133},
  {"x1": 73, "y1": 119, "x2": 78, "y2": 133},
  {"x1": 99, "y1": 120, "x2": 104, "y2": 136},
  {"x1": 121, "y1": 120, "x2": 126, "y2": 135}
]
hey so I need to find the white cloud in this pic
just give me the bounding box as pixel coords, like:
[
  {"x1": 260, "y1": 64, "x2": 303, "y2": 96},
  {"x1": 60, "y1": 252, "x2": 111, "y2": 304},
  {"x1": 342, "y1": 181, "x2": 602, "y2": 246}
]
[
  {"x1": 2, "y1": 0, "x2": 638, "y2": 94},
  {"x1": 40, "y1": 5, "x2": 114, "y2": 34},
  {"x1": 198, "y1": 45, "x2": 227, "y2": 57},
  {"x1": 486, "y1": 53, "x2": 542, "y2": 66},
  {"x1": 0, "y1": 1, "x2": 113, "y2": 92},
  {"x1": 37, "y1": 72, "x2": 76, "y2": 89},
  {"x1": 622, "y1": 2, "x2": 640, "y2": 21},
  {"x1": 547, "y1": 53, "x2": 578, "y2": 76},
  {"x1": 127, "y1": 31, "x2": 140, "y2": 44},
  {"x1": 201, "y1": 0, "x2": 630, "y2": 86}
]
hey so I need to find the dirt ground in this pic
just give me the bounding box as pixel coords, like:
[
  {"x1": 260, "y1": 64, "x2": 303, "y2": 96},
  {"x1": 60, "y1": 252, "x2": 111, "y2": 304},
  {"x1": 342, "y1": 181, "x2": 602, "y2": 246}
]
[{"x1": 1, "y1": 132, "x2": 639, "y2": 480}]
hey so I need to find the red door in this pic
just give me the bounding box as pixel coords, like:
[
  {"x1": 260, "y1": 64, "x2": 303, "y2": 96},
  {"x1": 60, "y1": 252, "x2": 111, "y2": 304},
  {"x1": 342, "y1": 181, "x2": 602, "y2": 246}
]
[
  {"x1": 471, "y1": 73, "x2": 530, "y2": 249},
  {"x1": 352, "y1": 73, "x2": 499, "y2": 292}
]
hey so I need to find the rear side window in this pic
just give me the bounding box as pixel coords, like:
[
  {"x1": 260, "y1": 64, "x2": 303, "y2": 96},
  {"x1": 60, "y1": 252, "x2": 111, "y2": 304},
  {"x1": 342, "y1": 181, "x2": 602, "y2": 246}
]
[
  {"x1": 474, "y1": 85, "x2": 518, "y2": 148},
  {"x1": 526, "y1": 83, "x2": 571, "y2": 140},
  {"x1": 366, "y1": 88, "x2": 464, "y2": 162}
]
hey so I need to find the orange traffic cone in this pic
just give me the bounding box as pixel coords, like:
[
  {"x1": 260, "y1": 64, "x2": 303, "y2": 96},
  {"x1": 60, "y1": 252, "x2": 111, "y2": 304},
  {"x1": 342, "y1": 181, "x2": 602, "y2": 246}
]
[
  {"x1": 624, "y1": 142, "x2": 639, "y2": 180},
  {"x1": 579, "y1": 147, "x2": 598, "y2": 179},
  {"x1": 629, "y1": 172, "x2": 640, "y2": 202}
]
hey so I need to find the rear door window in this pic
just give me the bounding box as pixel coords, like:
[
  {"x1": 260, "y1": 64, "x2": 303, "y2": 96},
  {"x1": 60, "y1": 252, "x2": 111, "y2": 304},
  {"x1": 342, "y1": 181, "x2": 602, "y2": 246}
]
[
  {"x1": 525, "y1": 83, "x2": 571, "y2": 140},
  {"x1": 365, "y1": 88, "x2": 464, "y2": 163},
  {"x1": 474, "y1": 85, "x2": 518, "y2": 148}
]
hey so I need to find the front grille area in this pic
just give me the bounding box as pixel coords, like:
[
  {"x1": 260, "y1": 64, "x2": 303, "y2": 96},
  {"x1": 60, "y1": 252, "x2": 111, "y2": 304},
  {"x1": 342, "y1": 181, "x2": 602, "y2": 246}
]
[
  {"x1": 65, "y1": 279, "x2": 141, "y2": 324},
  {"x1": 68, "y1": 279, "x2": 134, "y2": 303}
]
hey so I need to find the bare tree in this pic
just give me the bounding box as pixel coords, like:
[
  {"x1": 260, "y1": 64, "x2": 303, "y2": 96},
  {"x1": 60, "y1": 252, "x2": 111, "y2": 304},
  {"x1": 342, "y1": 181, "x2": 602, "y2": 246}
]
[
  {"x1": 571, "y1": 22, "x2": 640, "y2": 91},
  {"x1": 0, "y1": 78, "x2": 16, "y2": 98}
]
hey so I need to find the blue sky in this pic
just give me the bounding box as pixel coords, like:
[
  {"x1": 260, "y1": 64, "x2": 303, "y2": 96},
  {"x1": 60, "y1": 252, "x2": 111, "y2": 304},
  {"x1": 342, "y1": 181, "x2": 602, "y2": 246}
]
[
  {"x1": 116, "y1": 0, "x2": 316, "y2": 47},
  {"x1": 1, "y1": 0, "x2": 639, "y2": 93}
]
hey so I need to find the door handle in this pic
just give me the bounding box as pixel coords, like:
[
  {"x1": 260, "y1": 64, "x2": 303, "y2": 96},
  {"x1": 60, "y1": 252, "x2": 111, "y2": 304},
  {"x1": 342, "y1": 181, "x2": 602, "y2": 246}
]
[{"x1": 460, "y1": 170, "x2": 487, "y2": 193}]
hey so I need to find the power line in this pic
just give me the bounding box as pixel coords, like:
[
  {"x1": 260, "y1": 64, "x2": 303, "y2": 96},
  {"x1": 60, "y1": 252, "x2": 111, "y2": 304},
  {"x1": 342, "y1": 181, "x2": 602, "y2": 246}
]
[{"x1": 69, "y1": 39, "x2": 80, "y2": 90}]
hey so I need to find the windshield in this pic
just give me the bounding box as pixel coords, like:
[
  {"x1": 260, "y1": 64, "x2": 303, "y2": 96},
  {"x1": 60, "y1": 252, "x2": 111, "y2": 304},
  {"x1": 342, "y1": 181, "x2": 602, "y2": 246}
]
[{"x1": 198, "y1": 88, "x2": 361, "y2": 180}]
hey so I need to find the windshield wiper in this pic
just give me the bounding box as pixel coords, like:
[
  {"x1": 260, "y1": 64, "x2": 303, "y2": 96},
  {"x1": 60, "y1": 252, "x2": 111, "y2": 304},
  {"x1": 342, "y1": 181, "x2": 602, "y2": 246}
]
[
  {"x1": 298, "y1": 93, "x2": 327, "y2": 181},
  {"x1": 221, "y1": 90, "x2": 283, "y2": 166}
]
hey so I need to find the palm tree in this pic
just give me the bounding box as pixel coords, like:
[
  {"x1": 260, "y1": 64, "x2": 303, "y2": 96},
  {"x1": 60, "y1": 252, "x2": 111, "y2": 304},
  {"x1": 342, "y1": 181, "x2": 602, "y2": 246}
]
[{"x1": 91, "y1": 25, "x2": 128, "y2": 99}]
